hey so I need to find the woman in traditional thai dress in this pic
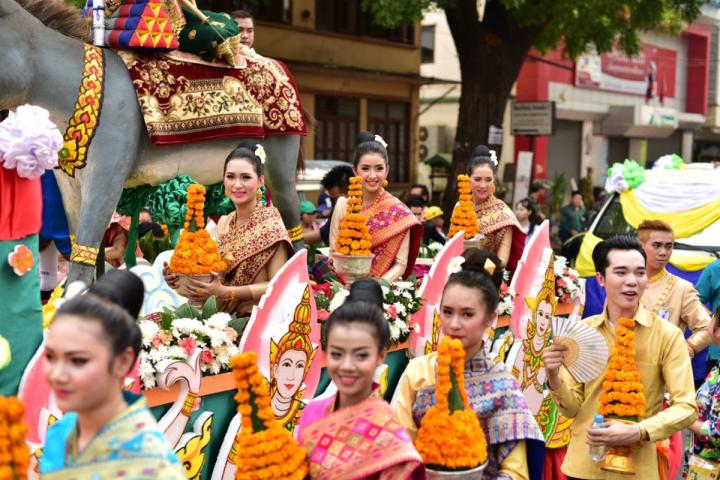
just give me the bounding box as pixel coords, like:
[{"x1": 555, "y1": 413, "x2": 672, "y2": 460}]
[
  {"x1": 164, "y1": 141, "x2": 293, "y2": 315},
  {"x1": 297, "y1": 289, "x2": 425, "y2": 480},
  {"x1": 393, "y1": 249, "x2": 545, "y2": 480},
  {"x1": 40, "y1": 271, "x2": 185, "y2": 479},
  {"x1": 329, "y1": 131, "x2": 423, "y2": 282},
  {"x1": 467, "y1": 145, "x2": 522, "y2": 271}
]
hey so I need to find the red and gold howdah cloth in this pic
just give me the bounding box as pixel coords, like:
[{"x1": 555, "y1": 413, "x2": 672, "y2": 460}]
[
  {"x1": 117, "y1": 51, "x2": 307, "y2": 145},
  {"x1": 216, "y1": 206, "x2": 292, "y2": 288},
  {"x1": 473, "y1": 195, "x2": 520, "y2": 254},
  {"x1": 363, "y1": 192, "x2": 422, "y2": 279}
]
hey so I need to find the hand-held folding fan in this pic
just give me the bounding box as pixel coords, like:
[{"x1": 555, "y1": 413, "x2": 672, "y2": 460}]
[{"x1": 551, "y1": 317, "x2": 609, "y2": 383}]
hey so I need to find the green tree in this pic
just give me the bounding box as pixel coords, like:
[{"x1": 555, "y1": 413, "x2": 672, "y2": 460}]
[{"x1": 362, "y1": 0, "x2": 702, "y2": 212}]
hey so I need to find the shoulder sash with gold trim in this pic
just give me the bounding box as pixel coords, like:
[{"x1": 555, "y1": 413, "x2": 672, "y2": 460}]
[
  {"x1": 217, "y1": 207, "x2": 292, "y2": 286},
  {"x1": 363, "y1": 192, "x2": 422, "y2": 278}
]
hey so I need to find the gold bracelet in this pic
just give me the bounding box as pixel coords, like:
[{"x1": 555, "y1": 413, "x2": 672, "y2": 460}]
[{"x1": 228, "y1": 287, "x2": 237, "y2": 302}]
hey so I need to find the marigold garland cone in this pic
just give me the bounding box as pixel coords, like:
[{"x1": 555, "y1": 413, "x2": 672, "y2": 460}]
[
  {"x1": 169, "y1": 184, "x2": 227, "y2": 275},
  {"x1": 598, "y1": 317, "x2": 645, "y2": 475},
  {"x1": 335, "y1": 177, "x2": 373, "y2": 256},
  {"x1": 415, "y1": 337, "x2": 487, "y2": 470},
  {"x1": 0, "y1": 396, "x2": 31, "y2": 480},
  {"x1": 230, "y1": 352, "x2": 308, "y2": 480},
  {"x1": 598, "y1": 317, "x2": 646, "y2": 420},
  {"x1": 449, "y1": 175, "x2": 479, "y2": 240}
]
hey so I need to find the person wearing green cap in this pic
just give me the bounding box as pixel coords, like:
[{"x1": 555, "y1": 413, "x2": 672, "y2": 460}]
[{"x1": 300, "y1": 200, "x2": 319, "y2": 237}]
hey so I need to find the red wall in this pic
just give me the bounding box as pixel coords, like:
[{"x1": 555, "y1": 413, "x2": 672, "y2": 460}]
[
  {"x1": 514, "y1": 29, "x2": 710, "y2": 179},
  {"x1": 684, "y1": 23, "x2": 711, "y2": 115}
]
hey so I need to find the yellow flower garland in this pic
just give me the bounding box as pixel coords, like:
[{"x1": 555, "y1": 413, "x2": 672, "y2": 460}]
[
  {"x1": 0, "y1": 396, "x2": 30, "y2": 480},
  {"x1": 598, "y1": 317, "x2": 646, "y2": 419},
  {"x1": 448, "y1": 175, "x2": 479, "y2": 240},
  {"x1": 335, "y1": 177, "x2": 373, "y2": 256},
  {"x1": 230, "y1": 352, "x2": 308, "y2": 480},
  {"x1": 415, "y1": 337, "x2": 487, "y2": 470},
  {"x1": 169, "y1": 184, "x2": 227, "y2": 275}
]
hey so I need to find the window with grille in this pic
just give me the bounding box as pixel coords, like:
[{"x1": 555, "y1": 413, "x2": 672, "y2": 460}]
[
  {"x1": 316, "y1": 0, "x2": 413, "y2": 44},
  {"x1": 314, "y1": 97, "x2": 360, "y2": 162},
  {"x1": 367, "y1": 100, "x2": 410, "y2": 183}
]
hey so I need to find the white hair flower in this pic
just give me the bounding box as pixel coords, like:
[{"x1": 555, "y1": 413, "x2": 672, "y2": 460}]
[
  {"x1": 489, "y1": 150, "x2": 498, "y2": 167},
  {"x1": 254, "y1": 144, "x2": 267, "y2": 164},
  {"x1": 447, "y1": 256, "x2": 465, "y2": 274},
  {"x1": 373, "y1": 135, "x2": 388, "y2": 149}
]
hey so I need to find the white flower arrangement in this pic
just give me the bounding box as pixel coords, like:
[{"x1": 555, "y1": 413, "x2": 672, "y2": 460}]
[
  {"x1": 137, "y1": 312, "x2": 240, "y2": 389},
  {"x1": 553, "y1": 256, "x2": 581, "y2": 303},
  {"x1": 318, "y1": 279, "x2": 422, "y2": 344},
  {"x1": 497, "y1": 283, "x2": 516, "y2": 316}
]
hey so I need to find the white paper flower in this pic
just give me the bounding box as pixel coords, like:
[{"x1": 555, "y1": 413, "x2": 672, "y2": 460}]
[
  {"x1": 0, "y1": 105, "x2": 63, "y2": 179},
  {"x1": 448, "y1": 256, "x2": 465, "y2": 274},
  {"x1": 254, "y1": 144, "x2": 267, "y2": 164},
  {"x1": 605, "y1": 168, "x2": 629, "y2": 194}
]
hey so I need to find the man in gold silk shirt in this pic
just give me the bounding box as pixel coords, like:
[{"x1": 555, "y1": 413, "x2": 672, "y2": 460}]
[
  {"x1": 636, "y1": 220, "x2": 712, "y2": 356},
  {"x1": 544, "y1": 236, "x2": 697, "y2": 480}
]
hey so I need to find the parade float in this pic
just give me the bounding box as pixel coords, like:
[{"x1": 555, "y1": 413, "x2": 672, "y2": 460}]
[
  {"x1": 0, "y1": 101, "x2": 599, "y2": 478},
  {"x1": 0, "y1": 3, "x2": 614, "y2": 476},
  {"x1": 578, "y1": 157, "x2": 720, "y2": 318}
]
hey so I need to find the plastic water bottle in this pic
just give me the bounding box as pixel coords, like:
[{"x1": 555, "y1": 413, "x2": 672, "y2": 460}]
[{"x1": 588, "y1": 414, "x2": 608, "y2": 462}]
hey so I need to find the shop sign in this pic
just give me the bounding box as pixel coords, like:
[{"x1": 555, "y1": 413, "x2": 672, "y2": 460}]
[
  {"x1": 636, "y1": 105, "x2": 678, "y2": 128},
  {"x1": 576, "y1": 44, "x2": 677, "y2": 98},
  {"x1": 511, "y1": 102, "x2": 555, "y2": 136}
]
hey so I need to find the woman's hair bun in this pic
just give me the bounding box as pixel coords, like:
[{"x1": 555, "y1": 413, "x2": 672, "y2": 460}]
[
  {"x1": 88, "y1": 270, "x2": 145, "y2": 319},
  {"x1": 235, "y1": 139, "x2": 259, "y2": 152},
  {"x1": 356, "y1": 130, "x2": 377, "y2": 146},
  {"x1": 471, "y1": 144, "x2": 491, "y2": 159},
  {"x1": 347, "y1": 278, "x2": 384, "y2": 310},
  {"x1": 461, "y1": 248, "x2": 504, "y2": 290}
]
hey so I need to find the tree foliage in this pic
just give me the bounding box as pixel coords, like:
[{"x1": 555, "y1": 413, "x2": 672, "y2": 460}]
[
  {"x1": 361, "y1": 0, "x2": 703, "y2": 214},
  {"x1": 362, "y1": 0, "x2": 702, "y2": 58}
]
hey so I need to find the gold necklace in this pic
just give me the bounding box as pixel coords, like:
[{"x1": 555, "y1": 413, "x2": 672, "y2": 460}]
[{"x1": 362, "y1": 188, "x2": 385, "y2": 211}]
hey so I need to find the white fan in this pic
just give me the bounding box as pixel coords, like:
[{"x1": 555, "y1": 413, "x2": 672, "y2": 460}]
[{"x1": 551, "y1": 317, "x2": 609, "y2": 383}]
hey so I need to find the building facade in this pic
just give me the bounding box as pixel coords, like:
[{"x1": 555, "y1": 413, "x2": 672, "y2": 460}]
[
  {"x1": 199, "y1": 0, "x2": 423, "y2": 187},
  {"x1": 420, "y1": 6, "x2": 718, "y2": 199}
]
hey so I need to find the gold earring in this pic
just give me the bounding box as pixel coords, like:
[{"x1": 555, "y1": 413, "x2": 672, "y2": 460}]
[
  {"x1": 256, "y1": 188, "x2": 263, "y2": 202},
  {"x1": 383, "y1": 180, "x2": 388, "y2": 188},
  {"x1": 490, "y1": 184, "x2": 496, "y2": 196}
]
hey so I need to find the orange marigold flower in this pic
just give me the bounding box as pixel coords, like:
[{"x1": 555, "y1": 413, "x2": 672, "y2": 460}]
[
  {"x1": 415, "y1": 337, "x2": 487, "y2": 470},
  {"x1": 598, "y1": 317, "x2": 645, "y2": 422}
]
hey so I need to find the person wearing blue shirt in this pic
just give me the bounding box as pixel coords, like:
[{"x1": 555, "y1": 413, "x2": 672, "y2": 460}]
[{"x1": 697, "y1": 258, "x2": 720, "y2": 374}]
